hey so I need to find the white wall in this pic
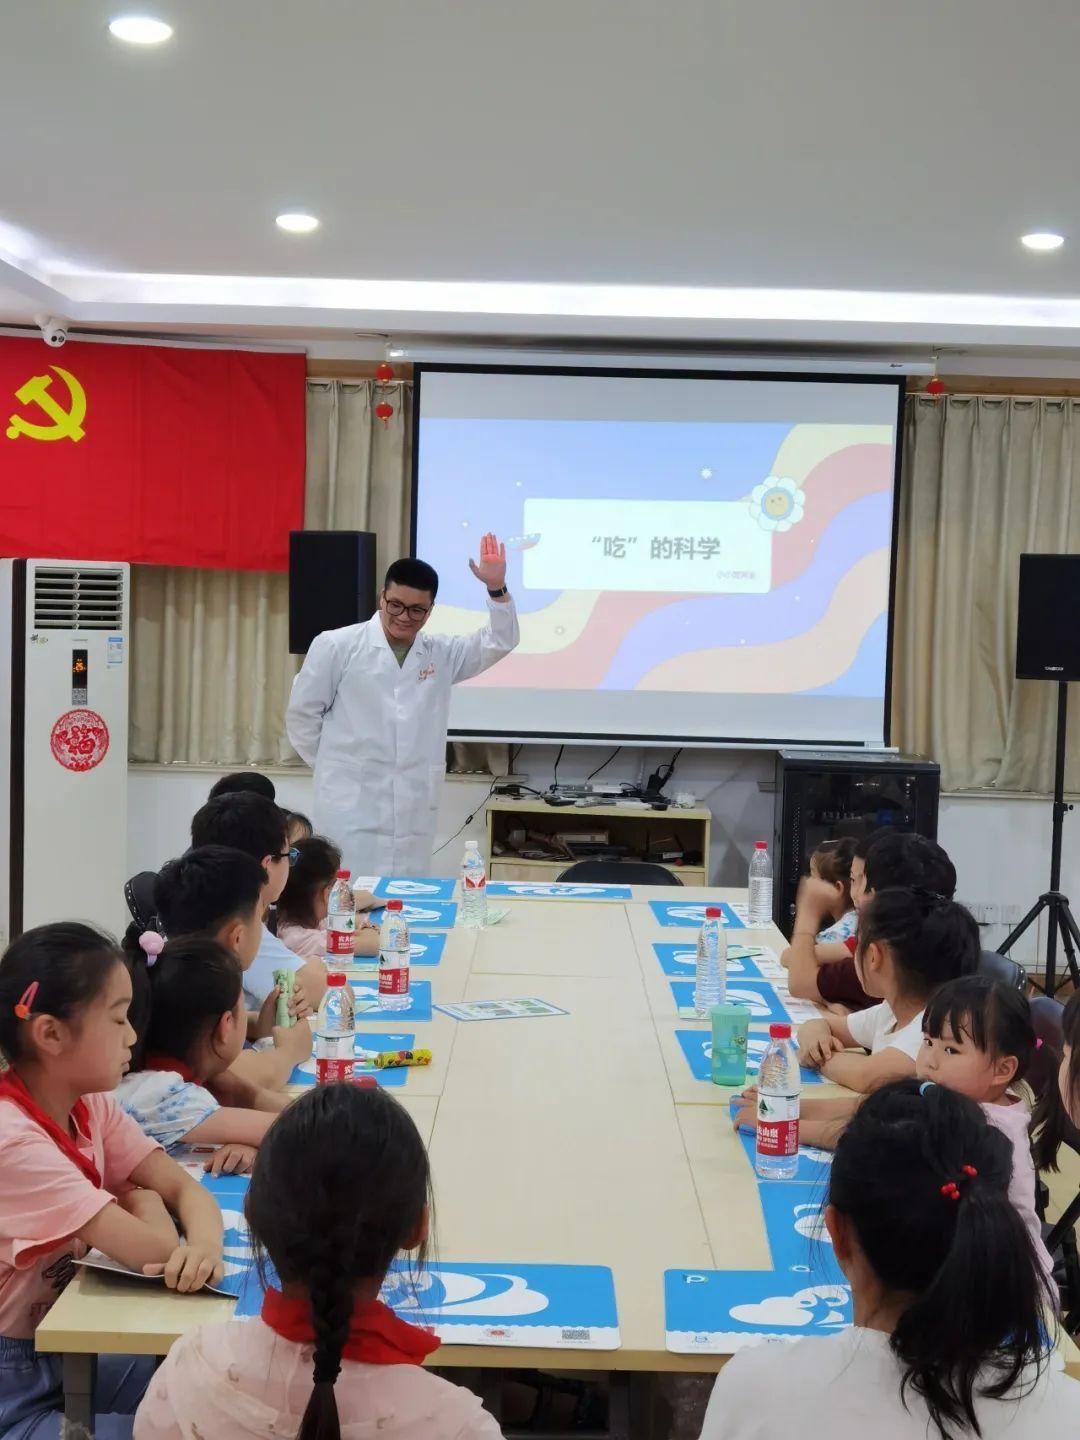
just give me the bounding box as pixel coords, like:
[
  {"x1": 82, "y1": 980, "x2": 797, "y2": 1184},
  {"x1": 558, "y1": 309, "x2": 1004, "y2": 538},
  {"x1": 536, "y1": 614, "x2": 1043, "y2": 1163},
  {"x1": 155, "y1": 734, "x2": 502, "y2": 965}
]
[{"x1": 129, "y1": 752, "x2": 1074, "y2": 972}]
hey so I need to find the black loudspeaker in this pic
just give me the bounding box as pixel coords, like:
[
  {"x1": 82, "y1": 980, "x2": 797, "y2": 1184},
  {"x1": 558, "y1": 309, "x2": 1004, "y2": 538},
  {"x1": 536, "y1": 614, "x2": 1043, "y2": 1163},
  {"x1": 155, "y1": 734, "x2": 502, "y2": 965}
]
[
  {"x1": 289, "y1": 530, "x2": 377, "y2": 654},
  {"x1": 1016, "y1": 554, "x2": 1080, "y2": 682}
]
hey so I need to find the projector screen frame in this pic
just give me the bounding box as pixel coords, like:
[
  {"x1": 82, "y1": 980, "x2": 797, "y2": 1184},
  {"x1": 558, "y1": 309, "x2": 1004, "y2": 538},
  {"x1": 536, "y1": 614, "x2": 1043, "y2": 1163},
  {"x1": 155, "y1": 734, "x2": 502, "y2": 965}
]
[{"x1": 411, "y1": 362, "x2": 907, "y2": 750}]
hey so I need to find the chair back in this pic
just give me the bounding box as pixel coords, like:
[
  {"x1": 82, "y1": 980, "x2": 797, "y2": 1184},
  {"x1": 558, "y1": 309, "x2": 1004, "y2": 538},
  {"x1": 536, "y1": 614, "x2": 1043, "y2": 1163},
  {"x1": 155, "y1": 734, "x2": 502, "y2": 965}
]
[
  {"x1": 557, "y1": 859, "x2": 683, "y2": 886},
  {"x1": 124, "y1": 871, "x2": 160, "y2": 933},
  {"x1": 977, "y1": 948, "x2": 1026, "y2": 990}
]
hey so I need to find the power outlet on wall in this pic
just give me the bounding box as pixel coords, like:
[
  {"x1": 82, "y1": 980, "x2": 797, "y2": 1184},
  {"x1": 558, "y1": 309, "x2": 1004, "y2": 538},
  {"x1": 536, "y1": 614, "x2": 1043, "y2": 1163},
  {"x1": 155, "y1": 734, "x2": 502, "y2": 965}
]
[{"x1": 963, "y1": 901, "x2": 1000, "y2": 926}]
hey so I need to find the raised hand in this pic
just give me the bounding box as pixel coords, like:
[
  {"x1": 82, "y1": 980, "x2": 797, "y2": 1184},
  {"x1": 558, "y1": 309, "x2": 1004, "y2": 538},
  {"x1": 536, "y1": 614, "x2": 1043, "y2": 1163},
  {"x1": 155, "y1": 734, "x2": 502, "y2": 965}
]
[{"x1": 468, "y1": 532, "x2": 507, "y2": 591}]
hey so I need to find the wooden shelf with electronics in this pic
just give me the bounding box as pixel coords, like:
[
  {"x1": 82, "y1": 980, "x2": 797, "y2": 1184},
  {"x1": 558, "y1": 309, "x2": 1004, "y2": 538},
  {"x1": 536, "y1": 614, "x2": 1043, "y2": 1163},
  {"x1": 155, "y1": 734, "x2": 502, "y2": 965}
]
[{"x1": 485, "y1": 795, "x2": 712, "y2": 887}]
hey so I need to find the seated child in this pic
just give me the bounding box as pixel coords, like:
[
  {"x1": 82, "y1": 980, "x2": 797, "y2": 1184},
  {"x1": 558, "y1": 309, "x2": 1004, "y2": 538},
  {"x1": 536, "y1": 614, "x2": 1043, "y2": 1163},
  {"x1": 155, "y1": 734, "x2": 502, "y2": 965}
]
[
  {"x1": 208, "y1": 771, "x2": 276, "y2": 802},
  {"x1": 119, "y1": 936, "x2": 301, "y2": 1175},
  {"x1": 732, "y1": 888, "x2": 981, "y2": 1147},
  {"x1": 190, "y1": 793, "x2": 325, "y2": 1014},
  {"x1": 150, "y1": 847, "x2": 311, "y2": 1093},
  {"x1": 277, "y1": 836, "x2": 379, "y2": 960},
  {"x1": 783, "y1": 830, "x2": 957, "y2": 1011},
  {"x1": 707, "y1": 1080, "x2": 1073, "y2": 1439},
  {"x1": 916, "y1": 974, "x2": 1055, "y2": 1290},
  {"x1": 284, "y1": 810, "x2": 314, "y2": 845},
  {"x1": 798, "y1": 887, "x2": 979, "y2": 1093},
  {"x1": 807, "y1": 837, "x2": 857, "y2": 944},
  {"x1": 134, "y1": 1084, "x2": 502, "y2": 1440},
  {"x1": 0, "y1": 924, "x2": 224, "y2": 1438}
]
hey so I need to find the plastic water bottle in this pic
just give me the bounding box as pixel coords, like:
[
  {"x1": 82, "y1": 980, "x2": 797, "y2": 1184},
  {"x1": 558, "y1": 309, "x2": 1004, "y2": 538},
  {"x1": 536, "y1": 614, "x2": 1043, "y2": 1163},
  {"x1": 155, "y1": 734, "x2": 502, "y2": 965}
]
[
  {"x1": 694, "y1": 906, "x2": 726, "y2": 1017},
  {"x1": 756, "y1": 1022, "x2": 800, "y2": 1180},
  {"x1": 315, "y1": 973, "x2": 355, "y2": 1085},
  {"x1": 748, "y1": 841, "x2": 773, "y2": 927},
  {"x1": 378, "y1": 900, "x2": 411, "y2": 1011},
  {"x1": 461, "y1": 840, "x2": 488, "y2": 928},
  {"x1": 324, "y1": 868, "x2": 355, "y2": 970}
]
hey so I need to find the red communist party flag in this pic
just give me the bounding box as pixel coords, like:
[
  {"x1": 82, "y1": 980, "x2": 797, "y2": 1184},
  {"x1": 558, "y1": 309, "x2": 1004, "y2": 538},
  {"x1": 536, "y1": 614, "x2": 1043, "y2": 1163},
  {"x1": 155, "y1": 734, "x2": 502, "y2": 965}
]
[{"x1": 0, "y1": 337, "x2": 305, "y2": 571}]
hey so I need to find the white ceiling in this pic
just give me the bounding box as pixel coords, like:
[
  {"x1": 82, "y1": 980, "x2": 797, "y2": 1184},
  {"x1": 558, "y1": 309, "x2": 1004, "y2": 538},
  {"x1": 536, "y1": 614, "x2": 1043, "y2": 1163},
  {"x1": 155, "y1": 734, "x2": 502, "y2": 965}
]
[{"x1": 3, "y1": 0, "x2": 1080, "y2": 354}]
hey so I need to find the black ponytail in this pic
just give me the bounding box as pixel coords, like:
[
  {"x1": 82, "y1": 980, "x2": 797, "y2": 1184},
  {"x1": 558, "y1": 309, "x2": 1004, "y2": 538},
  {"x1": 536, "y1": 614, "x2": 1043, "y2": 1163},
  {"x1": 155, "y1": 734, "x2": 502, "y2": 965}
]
[
  {"x1": 1032, "y1": 990, "x2": 1080, "y2": 1172},
  {"x1": 136, "y1": 937, "x2": 242, "y2": 1071},
  {"x1": 246, "y1": 1084, "x2": 432, "y2": 1440},
  {"x1": 831, "y1": 1079, "x2": 1052, "y2": 1439},
  {"x1": 858, "y1": 887, "x2": 979, "y2": 1002}
]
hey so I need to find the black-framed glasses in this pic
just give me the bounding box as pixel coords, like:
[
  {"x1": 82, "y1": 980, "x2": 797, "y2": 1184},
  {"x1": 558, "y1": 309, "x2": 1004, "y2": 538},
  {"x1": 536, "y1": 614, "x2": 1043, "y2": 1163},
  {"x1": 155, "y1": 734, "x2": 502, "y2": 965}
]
[
  {"x1": 275, "y1": 847, "x2": 300, "y2": 866},
  {"x1": 384, "y1": 598, "x2": 430, "y2": 621}
]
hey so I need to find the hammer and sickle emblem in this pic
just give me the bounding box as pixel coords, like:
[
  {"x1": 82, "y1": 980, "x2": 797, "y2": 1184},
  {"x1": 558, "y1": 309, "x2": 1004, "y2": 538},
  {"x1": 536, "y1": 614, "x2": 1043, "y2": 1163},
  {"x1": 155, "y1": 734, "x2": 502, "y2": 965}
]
[{"x1": 6, "y1": 366, "x2": 87, "y2": 443}]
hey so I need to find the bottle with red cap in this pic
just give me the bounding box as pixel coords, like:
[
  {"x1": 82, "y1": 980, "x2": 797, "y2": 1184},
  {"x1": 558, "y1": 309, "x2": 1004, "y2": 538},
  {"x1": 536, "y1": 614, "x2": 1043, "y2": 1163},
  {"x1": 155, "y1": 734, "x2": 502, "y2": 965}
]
[
  {"x1": 756, "y1": 1022, "x2": 800, "y2": 1180},
  {"x1": 378, "y1": 899, "x2": 411, "y2": 1011},
  {"x1": 748, "y1": 841, "x2": 773, "y2": 927},
  {"x1": 694, "y1": 905, "x2": 727, "y2": 1017},
  {"x1": 315, "y1": 972, "x2": 356, "y2": 1084},
  {"x1": 324, "y1": 868, "x2": 355, "y2": 970}
]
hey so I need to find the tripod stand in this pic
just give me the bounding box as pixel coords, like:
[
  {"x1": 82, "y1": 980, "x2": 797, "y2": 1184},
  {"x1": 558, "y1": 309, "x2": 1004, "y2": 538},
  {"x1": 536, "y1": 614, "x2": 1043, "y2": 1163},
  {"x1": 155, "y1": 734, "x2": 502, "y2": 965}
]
[{"x1": 999, "y1": 682, "x2": 1080, "y2": 995}]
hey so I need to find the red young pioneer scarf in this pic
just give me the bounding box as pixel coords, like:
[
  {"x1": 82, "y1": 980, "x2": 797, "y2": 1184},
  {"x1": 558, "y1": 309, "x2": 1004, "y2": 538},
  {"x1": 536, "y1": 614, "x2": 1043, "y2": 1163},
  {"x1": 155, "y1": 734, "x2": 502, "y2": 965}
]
[
  {"x1": 142, "y1": 1054, "x2": 199, "y2": 1084},
  {"x1": 0, "y1": 1069, "x2": 102, "y2": 1187},
  {"x1": 261, "y1": 1287, "x2": 441, "y2": 1365}
]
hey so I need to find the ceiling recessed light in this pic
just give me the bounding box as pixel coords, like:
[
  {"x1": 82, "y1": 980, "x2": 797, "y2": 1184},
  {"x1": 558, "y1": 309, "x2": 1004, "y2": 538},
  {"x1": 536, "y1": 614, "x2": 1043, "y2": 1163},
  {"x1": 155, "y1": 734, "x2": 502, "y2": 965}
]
[
  {"x1": 108, "y1": 15, "x2": 173, "y2": 44},
  {"x1": 1021, "y1": 231, "x2": 1065, "y2": 252},
  {"x1": 275, "y1": 210, "x2": 321, "y2": 233},
  {"x1": 275, "y1": 212, "x2": 320, "y2": 234}
]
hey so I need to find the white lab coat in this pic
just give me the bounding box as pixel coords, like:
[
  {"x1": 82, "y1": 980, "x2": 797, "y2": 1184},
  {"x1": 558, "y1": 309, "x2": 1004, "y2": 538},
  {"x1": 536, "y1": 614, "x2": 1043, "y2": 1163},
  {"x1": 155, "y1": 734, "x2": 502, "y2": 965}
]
[{"x1": 285, "y1": 597, "x2": 519, "y2": 876}]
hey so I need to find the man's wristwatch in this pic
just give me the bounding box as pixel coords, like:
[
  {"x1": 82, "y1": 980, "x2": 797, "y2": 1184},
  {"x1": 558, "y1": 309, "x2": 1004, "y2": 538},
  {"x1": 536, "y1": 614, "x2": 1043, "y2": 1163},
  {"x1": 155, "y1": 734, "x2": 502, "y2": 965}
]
[{"x1": 487, "y1": 586, "x2": 509, "y2": 599}]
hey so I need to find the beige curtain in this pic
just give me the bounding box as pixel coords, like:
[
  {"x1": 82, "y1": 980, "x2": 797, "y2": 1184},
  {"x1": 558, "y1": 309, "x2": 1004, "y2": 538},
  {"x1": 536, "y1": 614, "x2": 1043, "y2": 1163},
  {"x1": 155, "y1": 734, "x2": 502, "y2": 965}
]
[
  {"x1": 893, "y1": 394, "x2": 1080, "y2": 792},
  {"x1": 130, "y1": 380, "x2": 412, "y2": 764}
]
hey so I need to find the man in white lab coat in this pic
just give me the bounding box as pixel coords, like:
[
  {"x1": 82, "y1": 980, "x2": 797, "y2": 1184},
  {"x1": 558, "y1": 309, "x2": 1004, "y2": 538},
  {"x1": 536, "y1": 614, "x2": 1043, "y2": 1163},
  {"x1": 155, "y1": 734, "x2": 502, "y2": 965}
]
[{"x1": 285, "y1": 533, "x2": 519, "y2": 876}]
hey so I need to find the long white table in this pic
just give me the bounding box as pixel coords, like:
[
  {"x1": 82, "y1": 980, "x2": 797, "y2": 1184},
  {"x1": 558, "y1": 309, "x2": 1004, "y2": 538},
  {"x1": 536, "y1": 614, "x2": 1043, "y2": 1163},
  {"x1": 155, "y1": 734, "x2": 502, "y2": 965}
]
[{"x1": 36, "y1": 886, "x2": 1080, "y2": 1426}]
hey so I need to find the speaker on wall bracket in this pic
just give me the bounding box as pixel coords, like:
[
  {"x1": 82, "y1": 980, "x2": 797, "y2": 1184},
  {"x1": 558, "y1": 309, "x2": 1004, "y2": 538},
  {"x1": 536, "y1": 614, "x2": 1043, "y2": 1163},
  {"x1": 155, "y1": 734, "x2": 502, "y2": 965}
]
[{"x1": 289, "y1": 530, "x2": 377, "y2": 655}]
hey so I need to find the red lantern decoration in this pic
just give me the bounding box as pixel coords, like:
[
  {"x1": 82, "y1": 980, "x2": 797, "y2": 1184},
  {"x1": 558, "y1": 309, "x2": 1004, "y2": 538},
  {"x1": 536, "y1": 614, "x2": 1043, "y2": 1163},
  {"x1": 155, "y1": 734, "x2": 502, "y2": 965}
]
[
  {"x1": 925, "y1": 375, "x2": 946, "y2": 397},
  {"x1": 375, "y1": 400, "x2": 394, "y2": 426},
  {"x1": 375, "y1": 361, "x2": 395, "y2": 384}
]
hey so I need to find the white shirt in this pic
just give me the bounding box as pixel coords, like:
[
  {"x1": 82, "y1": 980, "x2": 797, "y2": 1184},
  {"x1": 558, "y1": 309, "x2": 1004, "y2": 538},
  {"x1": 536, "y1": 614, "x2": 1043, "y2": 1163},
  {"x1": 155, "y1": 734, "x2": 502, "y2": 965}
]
[
  {"x1": 116, "y1": 1069, "x2": 218, "y2": 1153},
  {"x1": 702, "y1": 1328, "x2": 1080, "y2": 1440},
  {"x1": 244, "y1": 925, "x2": 300, "y2": 1011},
  {"x1": 847, "y1": 1000, "x2": 925, "y2": 1061}
]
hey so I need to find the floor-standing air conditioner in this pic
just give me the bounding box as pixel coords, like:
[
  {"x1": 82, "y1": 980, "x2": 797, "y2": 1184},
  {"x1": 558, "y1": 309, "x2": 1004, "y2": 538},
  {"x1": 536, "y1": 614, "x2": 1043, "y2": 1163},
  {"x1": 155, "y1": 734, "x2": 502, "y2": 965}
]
[{"x1": 0, "y1": 559, "x2": 130, "y2": 946}]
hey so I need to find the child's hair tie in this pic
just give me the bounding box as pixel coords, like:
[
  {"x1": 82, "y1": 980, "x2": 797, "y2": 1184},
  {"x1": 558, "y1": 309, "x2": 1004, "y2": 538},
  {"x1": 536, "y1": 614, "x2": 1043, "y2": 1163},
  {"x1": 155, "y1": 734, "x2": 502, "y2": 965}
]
[
  {"x1": 13, "y1": 982, "x2": 38, "y2": 1019},
  {"x1": 139, "y1": 931, "x2": 166, "y2": 965},
  {"x1": 918, "y1": 1080, "x2": 936, "y2": 1096},
  {"x1": 1035, "y1": 1038, "x2": 1044, "y2": 1050},
  {"x1": 940, "y1": 1164, "x2": 978, "y2": 1202}
]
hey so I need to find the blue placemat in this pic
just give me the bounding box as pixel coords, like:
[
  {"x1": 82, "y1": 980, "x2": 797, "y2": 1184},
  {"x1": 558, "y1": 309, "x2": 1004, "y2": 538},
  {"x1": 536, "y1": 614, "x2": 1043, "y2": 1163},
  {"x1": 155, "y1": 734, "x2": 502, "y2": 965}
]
[
  {"x1": 350, "y1": 978, "x2": 432, "y2": 1021},
  {"x1": 369, "y1": 900, "x2": 458, "y2": 929},
  {"x1": 288, "y1": 1030, "x2": 414, "y2": 1087},
  {"x1": 670, "y1": 979, "x2": 790, "y2": 1026},
  {"x1": 486, "y1": 881, "x2": 632, "y2": 901},
  {"x1": 757, "y1": 1182, "x2": 843, "y2": 1281},
  {"x1": 233, "y1": 1252, "x2": 620, "y2": 1349},
  {"x1": 407, "y1": 932, "x2": 447, "y2": 966},
  {"x1": 649, "y1": 901, "x2": 746, "y2": 930},
  {"x1": 373, "y1": 877, "x2": 456, "y2": 900},
  {"x1": 653, "y1": 942, "x2": 762, "y2": 980},
  {"x1": 675, "y1": 1030, "x2": 824, "y2": 1087},
  {"x1": 664, "y1": 1269, "x2": 851, "y2": 1354},
  {"x1": 201, "y1": 1172, "x2": 255, "y2": 1289}
]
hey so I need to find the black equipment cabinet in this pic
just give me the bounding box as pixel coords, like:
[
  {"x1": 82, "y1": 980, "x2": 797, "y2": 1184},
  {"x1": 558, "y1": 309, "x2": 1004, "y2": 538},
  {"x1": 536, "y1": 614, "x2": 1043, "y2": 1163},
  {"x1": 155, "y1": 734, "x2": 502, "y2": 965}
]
[{"x1": 771, "y1": 750, "x2": 941, "y2": 936}]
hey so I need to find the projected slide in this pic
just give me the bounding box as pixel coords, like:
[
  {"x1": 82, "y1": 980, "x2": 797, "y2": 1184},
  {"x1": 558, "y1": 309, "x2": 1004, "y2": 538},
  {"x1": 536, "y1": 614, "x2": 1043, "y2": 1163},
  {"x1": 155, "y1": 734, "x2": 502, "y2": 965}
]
[{"x1": 414, "y1": 369, "x2": 901, "y2": 744}]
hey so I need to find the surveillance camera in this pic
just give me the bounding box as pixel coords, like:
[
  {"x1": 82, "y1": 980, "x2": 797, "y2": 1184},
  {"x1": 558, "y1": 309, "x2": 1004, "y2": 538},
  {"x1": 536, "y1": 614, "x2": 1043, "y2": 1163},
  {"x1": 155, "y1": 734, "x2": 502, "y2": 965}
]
[{"x1": 35, "y1": 316, "x2": 68, "y2": 348}]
